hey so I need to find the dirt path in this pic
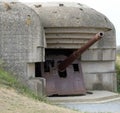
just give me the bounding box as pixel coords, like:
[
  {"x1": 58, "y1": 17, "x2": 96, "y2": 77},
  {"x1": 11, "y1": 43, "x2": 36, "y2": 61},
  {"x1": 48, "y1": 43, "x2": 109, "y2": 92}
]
[{"x1": 0, "y1": 86, "x2": 80, "y2": 113}]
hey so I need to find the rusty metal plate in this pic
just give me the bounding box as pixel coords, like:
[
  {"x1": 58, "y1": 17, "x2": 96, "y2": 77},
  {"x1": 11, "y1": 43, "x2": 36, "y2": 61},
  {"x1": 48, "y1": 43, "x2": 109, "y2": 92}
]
[{"x1": 42, "y1": 55, "x2": 86, "y2": 96}]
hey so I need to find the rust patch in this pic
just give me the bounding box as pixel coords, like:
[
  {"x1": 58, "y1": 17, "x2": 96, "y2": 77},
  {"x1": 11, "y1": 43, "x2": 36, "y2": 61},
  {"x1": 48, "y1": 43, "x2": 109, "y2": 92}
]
[
  {"x1": 4, "y1": 2, "x2": 11, "y2": 11},
  {"x1": 26, "y1": 15, "x2": 31, "y2": 25}
]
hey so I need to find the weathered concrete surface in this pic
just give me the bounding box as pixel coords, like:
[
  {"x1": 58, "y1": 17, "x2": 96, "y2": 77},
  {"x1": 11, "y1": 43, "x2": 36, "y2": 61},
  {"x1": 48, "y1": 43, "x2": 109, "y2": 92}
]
[
  {"x1": 0, "y1": 2, "x2": 117, "y2": 95},
  {"x1": 29, "y1": 2, "x2": 116, "y2": 92},
  {"x1": 0, "y1": 2, "x2": 46, "y2": 92},
  {"x1": 60, "y1": 99, "x2": 120, "y2": 113},
  {"x1": 48, "y1": 90, "x2": 120, "y2": 113},
  {"x1": 29, "y1": 2, "x2": 112, "y2": 28},
  {"x1": 29, "y1": 2, "x2": 115, "y2": 49},
  {"x1": 48, "y1": 90, "x2": 120, "y2": 103},
  {"x1": 83, "y1": 73, "x2": 116, "y2": 91},
  {"x1": 28, "y1": 77, "x2": 46, "y2": 96}
]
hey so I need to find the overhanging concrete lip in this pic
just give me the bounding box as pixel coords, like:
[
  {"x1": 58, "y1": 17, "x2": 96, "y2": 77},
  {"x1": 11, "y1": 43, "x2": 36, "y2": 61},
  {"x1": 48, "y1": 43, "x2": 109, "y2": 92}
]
[{"x1": 28, "y1": 2, "x2": 114, "y2": 29}]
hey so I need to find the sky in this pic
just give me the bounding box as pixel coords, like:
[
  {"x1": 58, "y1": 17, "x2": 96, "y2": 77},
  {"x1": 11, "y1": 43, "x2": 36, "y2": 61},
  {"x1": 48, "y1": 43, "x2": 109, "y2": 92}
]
[{"x1": 4, "y1": 0, "x2": 120, "y2": 46}]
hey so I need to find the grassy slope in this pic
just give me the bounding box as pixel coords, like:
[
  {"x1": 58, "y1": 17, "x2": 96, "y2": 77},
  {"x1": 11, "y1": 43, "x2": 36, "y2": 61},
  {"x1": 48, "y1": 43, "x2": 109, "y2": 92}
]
[
  {"x1": 116, "y1": 54, "x2": 120, "y2": 92},
  {"x1": 0, "y1": 67, "x2": 81, "y2": 113},
  {"x1": 0, "y1": 87, "x2": 80, "y2": 113}
]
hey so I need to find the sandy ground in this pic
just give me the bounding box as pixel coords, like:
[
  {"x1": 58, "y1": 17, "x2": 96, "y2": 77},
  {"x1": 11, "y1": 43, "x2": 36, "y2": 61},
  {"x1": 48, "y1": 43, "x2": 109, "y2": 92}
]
[{"x1": 0, "y1": 86, "x2": 81, "y2": 113}]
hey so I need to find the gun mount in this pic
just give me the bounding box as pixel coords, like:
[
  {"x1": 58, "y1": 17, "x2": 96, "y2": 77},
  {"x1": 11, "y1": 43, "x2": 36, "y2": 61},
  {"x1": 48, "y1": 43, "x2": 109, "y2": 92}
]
[
  {"x1": 40, "y1": 32, "x2": 104, "y2": 96},
  {"x1": 58, "y1": 32, "x2": 104, "y2": 72}
]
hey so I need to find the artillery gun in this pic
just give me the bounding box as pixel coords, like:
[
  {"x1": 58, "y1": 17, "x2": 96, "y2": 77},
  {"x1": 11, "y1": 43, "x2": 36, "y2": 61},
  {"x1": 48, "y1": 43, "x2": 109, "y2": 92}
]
[
  {"x1": 58, "y1": 32, "x2": 104, "y2": 72},
  {"x1": 42, "y1": 32, "x2": 104, "y2": 96}
]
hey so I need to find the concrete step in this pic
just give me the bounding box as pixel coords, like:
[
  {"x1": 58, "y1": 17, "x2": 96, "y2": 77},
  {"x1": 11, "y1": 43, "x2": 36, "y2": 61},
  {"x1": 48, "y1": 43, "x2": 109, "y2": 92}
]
[{"x1": 48, "y1": 90, "x2": 120, "y2": 104}]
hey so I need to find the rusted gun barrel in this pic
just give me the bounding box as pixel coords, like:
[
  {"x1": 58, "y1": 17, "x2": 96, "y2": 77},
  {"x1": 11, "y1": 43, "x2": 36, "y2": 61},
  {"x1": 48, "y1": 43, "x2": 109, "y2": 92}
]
[{"x1": 58, "y1": 32, "x2": 104, "y2": 72}]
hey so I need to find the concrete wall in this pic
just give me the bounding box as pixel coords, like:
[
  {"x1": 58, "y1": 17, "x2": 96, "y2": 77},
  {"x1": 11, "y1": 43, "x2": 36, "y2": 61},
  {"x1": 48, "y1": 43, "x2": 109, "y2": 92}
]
[
  {"x1": 0, "y1": 2, "x2": 46, "y2": 84},
  {"x1": 0, "y1": 2, "x2": 117, "y2": 95},
  {"x1": 81, "y1": 29, "x2": 116, "y2": 91},
  {"x1": 30, "y1": 2, "x2": 116, "y2": 92}
]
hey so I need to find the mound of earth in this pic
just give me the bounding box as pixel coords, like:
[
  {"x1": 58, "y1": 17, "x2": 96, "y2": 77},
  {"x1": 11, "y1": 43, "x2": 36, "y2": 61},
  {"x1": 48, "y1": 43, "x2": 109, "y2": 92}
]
[{"x1": 0, "y1": 86, "x2": 80, "y2": 113}]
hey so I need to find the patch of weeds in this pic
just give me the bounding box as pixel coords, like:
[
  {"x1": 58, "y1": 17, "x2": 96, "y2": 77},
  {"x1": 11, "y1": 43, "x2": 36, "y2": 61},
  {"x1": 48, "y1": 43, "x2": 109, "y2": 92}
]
[
  {"x1": 116, "y1": 54, "x2": 120, "y2": 93},
  {"x1": 0, "y1": 67, "x2": 47, "y2": 102},
  {"x1": 116, "y1": 63, "x2": 120, "y2": 92}
]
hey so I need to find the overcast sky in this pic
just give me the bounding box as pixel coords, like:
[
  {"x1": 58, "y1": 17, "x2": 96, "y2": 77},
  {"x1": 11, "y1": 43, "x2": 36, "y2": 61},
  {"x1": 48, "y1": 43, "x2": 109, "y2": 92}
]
[{"x1": 8, "y1": 0, "x2": 120, "y2": 46}]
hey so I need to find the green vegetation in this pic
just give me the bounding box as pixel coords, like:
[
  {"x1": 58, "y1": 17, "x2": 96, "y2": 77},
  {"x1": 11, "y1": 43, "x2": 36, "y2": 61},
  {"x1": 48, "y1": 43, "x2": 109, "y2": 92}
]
[
  {"x1": 0, "y1": 59, "x2": 81, "y2": 113},
  {"x1": 0, "y1": 63, "x2": 47, "y2": 102},
  {"x1": 116, "y1": 54, "x2": 120, "y2": 92},
  {"x1": 0, "y1": 59, "x2": 117, "y2": 113}
]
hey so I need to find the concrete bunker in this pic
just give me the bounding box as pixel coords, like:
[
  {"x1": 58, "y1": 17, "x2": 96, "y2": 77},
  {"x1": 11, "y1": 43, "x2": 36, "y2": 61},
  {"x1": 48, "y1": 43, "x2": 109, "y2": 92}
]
[
  {"x1": 30, "y1": 2, "x2": 116, "y2": 96},
  {"x1": 0, "y1": 2, "x2": 116, "y2": 96}
]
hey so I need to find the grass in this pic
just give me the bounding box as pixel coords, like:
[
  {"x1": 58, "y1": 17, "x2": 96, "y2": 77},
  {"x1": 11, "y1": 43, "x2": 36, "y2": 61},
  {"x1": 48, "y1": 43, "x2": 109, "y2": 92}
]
[
  {"x1": 116, "y1": 54, "x2": 120, "y2": 92},
  {"x1": 0, "y1": 66, "x2": 47, "y2": 102},
  {"x1": 0, "y1": 60, "x2": 81, "y2": 113}
]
